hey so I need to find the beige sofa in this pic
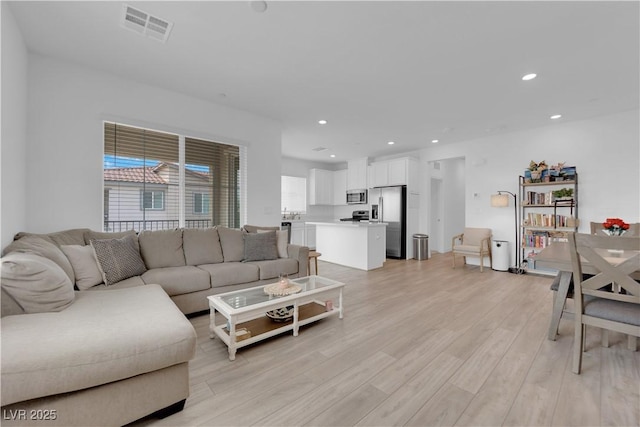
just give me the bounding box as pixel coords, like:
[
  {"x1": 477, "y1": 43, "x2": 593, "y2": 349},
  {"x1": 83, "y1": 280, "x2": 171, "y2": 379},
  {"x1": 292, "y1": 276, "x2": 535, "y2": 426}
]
[
  {"x1": 1, "y1": 226, "x2": 308, "y2": 425},
  {"x1": 5, "y1": 226, "x2": 309, "y2": 314}
]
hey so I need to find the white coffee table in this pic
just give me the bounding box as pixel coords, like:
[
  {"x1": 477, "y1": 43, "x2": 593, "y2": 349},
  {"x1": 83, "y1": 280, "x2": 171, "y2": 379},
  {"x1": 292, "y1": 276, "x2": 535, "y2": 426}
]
[{"x1": 208, "y1": 275, "x2": 345, "y2": 360}]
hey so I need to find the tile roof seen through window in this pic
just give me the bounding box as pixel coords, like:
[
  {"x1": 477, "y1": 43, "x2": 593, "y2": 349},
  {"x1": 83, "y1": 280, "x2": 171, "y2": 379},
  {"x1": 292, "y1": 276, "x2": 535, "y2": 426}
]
[{"x1": 104, "y1": 167, "x2": 167, "y2": 184}]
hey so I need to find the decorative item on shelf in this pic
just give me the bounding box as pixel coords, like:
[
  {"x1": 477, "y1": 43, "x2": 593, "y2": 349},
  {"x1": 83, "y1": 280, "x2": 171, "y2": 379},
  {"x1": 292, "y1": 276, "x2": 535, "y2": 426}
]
[
  {"x1": 602, "y1": 218, "x2": 630, "y2": 236},
  {"x1": 525, "y1": 160, "x2": 548, "y2": 183},
  {"x1": 552, "y1": 188, "x2": 574, "y2": 201},
  {"x1": 266, "y1": 306, "x2": 294, "y2": 322}
]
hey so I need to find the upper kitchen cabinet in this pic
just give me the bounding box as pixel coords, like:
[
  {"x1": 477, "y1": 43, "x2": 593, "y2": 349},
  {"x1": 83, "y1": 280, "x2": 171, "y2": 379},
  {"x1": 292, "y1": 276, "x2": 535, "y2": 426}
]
[
  {"x1": 333, "y1": 169, "x2": 347, "y2": 205},
  {"x1": 369, "y1": 157, "x2": 418, "y2": 189},
  {"x1": 309, "y1": 168, "x2": 334, "y2": 205},
  {"x1": 347, "y1": 157, "x2": 368, "y2": 190}
]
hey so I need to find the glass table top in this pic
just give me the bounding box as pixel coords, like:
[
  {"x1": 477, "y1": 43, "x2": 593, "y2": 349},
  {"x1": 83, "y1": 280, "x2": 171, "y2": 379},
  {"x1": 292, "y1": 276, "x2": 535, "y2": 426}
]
[{"x1": 214, "y1": 276, "x2": 343, "y2": 311}]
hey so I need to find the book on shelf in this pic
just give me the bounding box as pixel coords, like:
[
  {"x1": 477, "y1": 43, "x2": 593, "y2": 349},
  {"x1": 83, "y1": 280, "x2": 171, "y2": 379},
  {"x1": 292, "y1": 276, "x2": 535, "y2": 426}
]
[
  {"x1": 522, "y1": 230, "x2": 551, "y2": 248},
  {"x1": 524, "y1": 213, "x2": 576, "y2": 228},
  {"x1": 523, "y1": 190, "x2": 575, "y2": 206}
]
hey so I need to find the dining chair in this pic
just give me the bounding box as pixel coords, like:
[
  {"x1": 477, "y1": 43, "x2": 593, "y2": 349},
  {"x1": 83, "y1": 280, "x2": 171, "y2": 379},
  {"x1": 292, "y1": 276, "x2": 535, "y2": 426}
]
[
  {"x1": 568, "y1": 232, "x2": 640, "y2": 374},
  {"x1": 590, "y1": 221, "x2": 640, "y2": 236}
]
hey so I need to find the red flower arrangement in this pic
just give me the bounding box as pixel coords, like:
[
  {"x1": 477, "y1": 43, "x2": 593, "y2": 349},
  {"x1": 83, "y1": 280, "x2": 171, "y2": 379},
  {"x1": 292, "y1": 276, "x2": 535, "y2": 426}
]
[{"x1": 602, "y1": 218, "x2": 630, "y2": 236}]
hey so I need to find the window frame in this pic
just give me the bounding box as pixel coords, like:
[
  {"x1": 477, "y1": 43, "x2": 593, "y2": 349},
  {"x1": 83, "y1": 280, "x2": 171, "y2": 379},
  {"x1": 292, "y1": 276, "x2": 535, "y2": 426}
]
[{"x1": 140, "y1": 190, "x2": 165, "y2": 211}]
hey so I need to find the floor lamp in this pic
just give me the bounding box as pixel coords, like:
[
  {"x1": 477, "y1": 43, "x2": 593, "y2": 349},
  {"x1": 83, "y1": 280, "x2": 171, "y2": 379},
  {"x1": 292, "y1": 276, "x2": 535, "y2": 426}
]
[{"x1": 491, "y1": 191, "x2": 525, "y2": 274}]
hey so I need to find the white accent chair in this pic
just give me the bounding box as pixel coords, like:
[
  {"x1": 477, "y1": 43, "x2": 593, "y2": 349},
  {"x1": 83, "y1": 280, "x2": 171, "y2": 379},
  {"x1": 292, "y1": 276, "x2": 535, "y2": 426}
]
[{"x1": 451, "y1": 228, "x2": 492, "y2": 272}]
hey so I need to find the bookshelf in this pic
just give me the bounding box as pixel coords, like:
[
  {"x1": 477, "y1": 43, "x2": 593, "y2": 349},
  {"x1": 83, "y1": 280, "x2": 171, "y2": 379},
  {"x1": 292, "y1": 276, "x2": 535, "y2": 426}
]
[{"x1": 519, "y1": 172, "x2": 579, "y2": 275}]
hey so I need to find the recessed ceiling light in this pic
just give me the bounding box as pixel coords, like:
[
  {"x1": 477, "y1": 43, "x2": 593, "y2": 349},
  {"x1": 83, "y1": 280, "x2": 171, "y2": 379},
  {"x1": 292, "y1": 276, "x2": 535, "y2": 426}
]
[
  {"x1": 330, "y1": 154, "x2": 336, "y2": 158},
  {"x1": 550, "y1": 114, "x2": 562, "y2": 120},
  {"x1": 387, "y1": 141, "x2": 395, "y2": 145},
  {"x1": 249, "y1": 1, "x2": 268, "y2": 13},
  {"x1": 431, "y1": 139, "x2": 439, "y2": 143},
  {"x1": 522, "y1": 73, "x2": 537, "y2": 81},
  {"x1": 318, "y1": 120, "x2": 328, "y2": 125}
]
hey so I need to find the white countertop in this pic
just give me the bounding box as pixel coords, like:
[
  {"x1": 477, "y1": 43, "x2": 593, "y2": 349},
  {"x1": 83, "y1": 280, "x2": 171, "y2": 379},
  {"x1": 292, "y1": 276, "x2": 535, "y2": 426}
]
[{"x1": 307, "y1": 221, "x2": 387, "y2": 228}]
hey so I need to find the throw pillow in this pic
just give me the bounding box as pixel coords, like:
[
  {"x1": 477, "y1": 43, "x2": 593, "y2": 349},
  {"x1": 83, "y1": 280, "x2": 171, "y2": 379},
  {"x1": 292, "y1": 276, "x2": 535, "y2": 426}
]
[
  {"x1": 60, "y1": 245, "x2": 104, "y2": 290},
  {"x1": 243, "y1": 230, "x2": 278, "y2": 262},
  {"x1": 258, "y1": 229, "x2": 288, "y2": 258},
  {"x1": 1, "y1": 252, "x2": 75, "y2": 314},
  {"x1": 2, "y1": 235, "x2": 76, "y2": 283},
  {"x1": 90, "y1": 234, "x2": 147, "y2": 286}
]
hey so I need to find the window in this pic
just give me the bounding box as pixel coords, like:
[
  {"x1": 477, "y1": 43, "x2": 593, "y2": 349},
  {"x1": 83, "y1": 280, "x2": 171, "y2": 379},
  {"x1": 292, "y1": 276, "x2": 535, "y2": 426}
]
[
  {"x1": 141, "y1": 190, "x2": 165, "y2": 210},
  {"x1": 103, "y1": 122, "x2": 244, "y2": 232},
  {"x1": 281, "y1": 175, "x2": 307, "y2": 214},
  {"x1": 193, "y1": 192, "x2": 210, "y2": 214}
]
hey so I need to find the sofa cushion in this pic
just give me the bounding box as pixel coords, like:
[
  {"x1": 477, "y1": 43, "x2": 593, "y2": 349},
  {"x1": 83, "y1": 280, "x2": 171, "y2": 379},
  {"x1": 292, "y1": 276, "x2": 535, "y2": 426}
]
[
  {"x1": 138, "y1": 229, "x2": 185, "y2": 269},
  {"x1": 183, "y1": 227, "x2": 224, "y2": 266},
  {"x1": 248, "y1": 258, "x2": 299, "y2": 280},
  {"x1": 218, "y1": 227, "x2": 245, "y2": 262},
  {"x1": 1, "y1": 288, "x2": 24, "y2": 317},
  {"x1": 85, "y1": 275, "x2": 145, "y2": 291},
  {"x1": 141, "y1": 266, "x2": 211, "y2": 296},
  {"x1": 84, "y1": 229, "x2": 139, "y2": 251},
  {"x1": 197, "y1": 263, "x2": 260, "y2": 288},
  {"x1": 0, "y1": 252, "x2": 75, "y2": 315},
  {"x1": 0, "y1": 284, "x2": 196, "y2": 406},
  {"x1": 90, "y1": 235, "x2": 147, "y2": 286},
  {"x1": 243, "y1": 230, "x2": 278, "y2": 262},
  {"x1": 3, "y1": 235, "x2": 76, "y2": 283},
  {"x1": 14, "y1": 228, "x2": 90, "y2": 247},
  {"x1": 61, "y1": 244, "x2": 103, "y2": 290}
]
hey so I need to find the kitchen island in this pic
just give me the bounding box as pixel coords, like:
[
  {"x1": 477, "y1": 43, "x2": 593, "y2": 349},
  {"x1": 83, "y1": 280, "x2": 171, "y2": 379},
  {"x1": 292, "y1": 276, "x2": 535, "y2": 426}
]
[{"x1": 306, "y1": 221, "x2": 387, "y2": 271}]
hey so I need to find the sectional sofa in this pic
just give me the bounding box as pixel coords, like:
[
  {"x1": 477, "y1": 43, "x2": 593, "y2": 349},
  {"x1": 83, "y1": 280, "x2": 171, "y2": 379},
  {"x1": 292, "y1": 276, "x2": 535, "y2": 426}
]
[{"x1": 0, "y1": 226, "x2": 308, "y2": 426}]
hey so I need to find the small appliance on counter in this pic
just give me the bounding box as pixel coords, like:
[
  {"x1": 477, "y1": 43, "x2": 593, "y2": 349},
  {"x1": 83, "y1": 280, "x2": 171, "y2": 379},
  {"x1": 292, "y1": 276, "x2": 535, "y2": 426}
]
[{"x1": 339, "y1": 210, "x2": 370, "y2": 222}]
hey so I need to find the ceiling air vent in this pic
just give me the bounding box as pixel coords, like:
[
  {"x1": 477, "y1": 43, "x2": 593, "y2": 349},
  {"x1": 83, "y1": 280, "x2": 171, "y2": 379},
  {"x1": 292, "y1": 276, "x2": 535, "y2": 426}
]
[
  {"x1": 312, "y1": 147, "x2": 328, "y2": 152},
  {"x1": 121, "y1": 4, "x2": 173, "y2": 43}
]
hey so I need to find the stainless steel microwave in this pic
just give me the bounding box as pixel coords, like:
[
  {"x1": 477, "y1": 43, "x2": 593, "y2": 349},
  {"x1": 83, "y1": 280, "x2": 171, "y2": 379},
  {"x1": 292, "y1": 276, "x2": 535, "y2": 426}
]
[{"x1": 346, "y1": 189, "x2": 367, "y2": 205}]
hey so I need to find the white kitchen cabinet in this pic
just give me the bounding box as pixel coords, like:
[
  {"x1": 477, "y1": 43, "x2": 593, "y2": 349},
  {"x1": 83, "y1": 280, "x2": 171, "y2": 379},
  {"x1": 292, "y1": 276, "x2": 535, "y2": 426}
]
[
  {"x1": 305, "y1": 224, "x2": 316, "y2": 249},
  {"x1": 370, "y1": 161, "x2": 389, "y2": 187},
  {"x1": 347, "y1": 157, "x2": 368, "y2": 190},
  {"x1": 309, "y1": 168, "x2": 334, "y2": 205},
  {"x1": 369, "y1": 157, "x2": 418, "y2": 188},
  {"x1": 333, "y1": 169, "x2": 347, "y2": 205},
  {"x1": 290, "y1": 222, "x2": 305, "y2": 246},
  {"x1": 388, "y1": 158, "x2": 407, "y2": 186}
]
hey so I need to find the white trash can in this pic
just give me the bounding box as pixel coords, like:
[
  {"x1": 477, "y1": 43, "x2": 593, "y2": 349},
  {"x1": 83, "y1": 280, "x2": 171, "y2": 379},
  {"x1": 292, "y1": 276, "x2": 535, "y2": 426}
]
[{"x1": 492, "y1": 240, "x2": 509, "y2": 271}]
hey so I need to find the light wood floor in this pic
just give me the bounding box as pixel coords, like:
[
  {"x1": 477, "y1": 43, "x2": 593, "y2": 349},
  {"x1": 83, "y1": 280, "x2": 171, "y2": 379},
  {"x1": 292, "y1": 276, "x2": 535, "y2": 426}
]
[{"x1": 134, "y1": 252, "x2": 640, "y2": 427}]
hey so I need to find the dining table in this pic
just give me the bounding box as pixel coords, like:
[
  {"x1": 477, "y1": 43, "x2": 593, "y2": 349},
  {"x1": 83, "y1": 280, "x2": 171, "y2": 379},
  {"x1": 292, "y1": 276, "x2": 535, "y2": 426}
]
[{"x1": 535, "y1": 241, "x2": 640, "y2": 341}]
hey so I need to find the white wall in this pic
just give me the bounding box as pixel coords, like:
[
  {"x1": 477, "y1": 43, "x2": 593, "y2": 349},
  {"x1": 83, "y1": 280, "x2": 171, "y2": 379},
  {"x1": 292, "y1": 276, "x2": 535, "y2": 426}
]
[
  {"x1": 1, "y1": 4, "x2": 29, "y2": 247},
  {"x1": 24, "y1": 55, "x2": 282, "y2": 234},
  {"x1": 442, "y1": 157, "x2": 466, "y2": 253},
  {"x1": 420, "y1": 109, "x2": 640, "y2": 267}
]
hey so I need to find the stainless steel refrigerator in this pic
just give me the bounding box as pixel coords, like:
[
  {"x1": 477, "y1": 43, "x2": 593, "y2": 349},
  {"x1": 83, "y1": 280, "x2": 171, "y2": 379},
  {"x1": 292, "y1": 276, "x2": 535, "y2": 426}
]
[{"x1": 371, "y1": 185, "x2": 407, "y2": 259}]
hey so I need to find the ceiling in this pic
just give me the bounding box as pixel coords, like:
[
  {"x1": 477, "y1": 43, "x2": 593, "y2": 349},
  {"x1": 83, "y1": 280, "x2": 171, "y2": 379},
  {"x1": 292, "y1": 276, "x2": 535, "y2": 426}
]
[{"x1": 8, "y1": 1, "x2": 640, "y2": 164}]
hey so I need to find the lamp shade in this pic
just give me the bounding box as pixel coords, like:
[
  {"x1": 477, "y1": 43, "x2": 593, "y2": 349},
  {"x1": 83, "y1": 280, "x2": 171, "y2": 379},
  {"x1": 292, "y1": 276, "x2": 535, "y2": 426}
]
[{"x1": 491, "y1": 193, "x2": 510, "y2": 207}]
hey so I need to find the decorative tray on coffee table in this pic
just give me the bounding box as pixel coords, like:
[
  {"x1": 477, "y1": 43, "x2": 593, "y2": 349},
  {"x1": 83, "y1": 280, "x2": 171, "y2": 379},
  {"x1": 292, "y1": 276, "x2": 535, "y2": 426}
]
[{"x1": 263, "y1": 283, "x2": 302, "y2": 297}]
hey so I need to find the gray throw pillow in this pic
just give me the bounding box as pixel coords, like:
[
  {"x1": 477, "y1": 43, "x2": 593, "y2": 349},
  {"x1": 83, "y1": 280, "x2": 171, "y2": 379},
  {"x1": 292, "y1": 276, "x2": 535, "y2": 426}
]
[
  {"x1": 1, "y1": 252, "x2": 75, "y2": 314},
  {"x1": 90, "y1": 234, "x2": 147, "y2": 286},
  {"x1": 243, "y1": 231, "x2": 278, "y2": 262}
]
